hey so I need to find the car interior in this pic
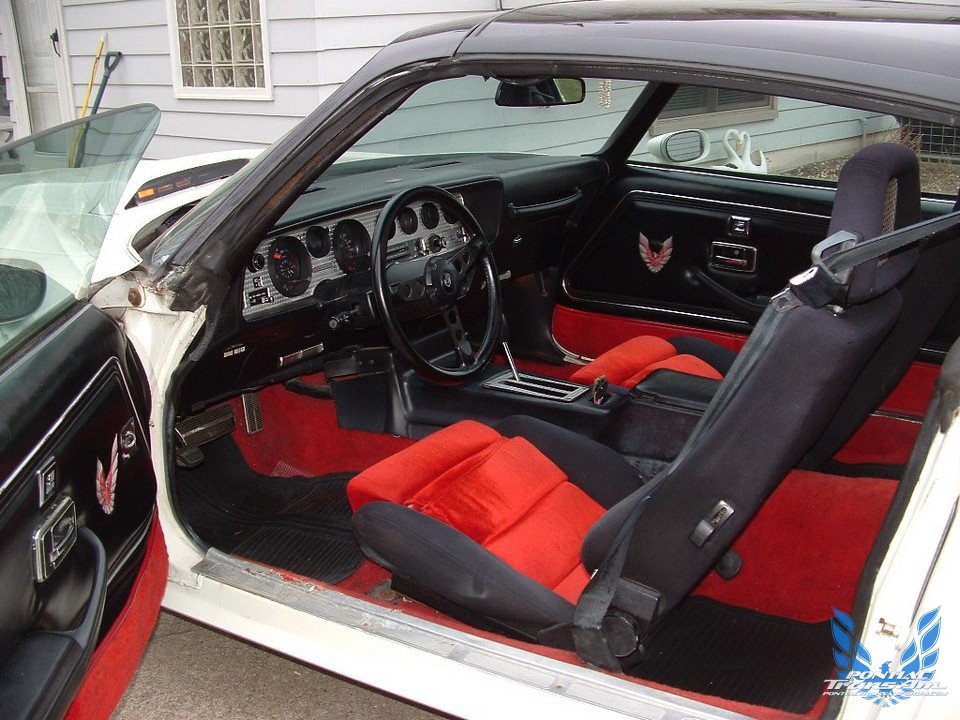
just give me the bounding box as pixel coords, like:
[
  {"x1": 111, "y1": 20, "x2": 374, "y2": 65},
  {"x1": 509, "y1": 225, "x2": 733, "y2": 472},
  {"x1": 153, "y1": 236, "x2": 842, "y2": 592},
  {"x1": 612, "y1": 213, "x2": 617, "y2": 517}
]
[{"x1": 166, "y1": 76, "x2": 960, "y2": 718}]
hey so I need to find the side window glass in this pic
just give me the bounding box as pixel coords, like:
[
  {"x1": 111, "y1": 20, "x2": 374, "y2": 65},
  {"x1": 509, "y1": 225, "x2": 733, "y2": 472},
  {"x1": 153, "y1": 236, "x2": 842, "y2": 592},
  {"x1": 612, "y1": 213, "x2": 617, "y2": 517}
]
[
  {"x1": 632, "y1": 86, "x2": 960, "y2": 198},
  {"x1": 0, "y1": 105, "x2": 159, "y2": 363}
]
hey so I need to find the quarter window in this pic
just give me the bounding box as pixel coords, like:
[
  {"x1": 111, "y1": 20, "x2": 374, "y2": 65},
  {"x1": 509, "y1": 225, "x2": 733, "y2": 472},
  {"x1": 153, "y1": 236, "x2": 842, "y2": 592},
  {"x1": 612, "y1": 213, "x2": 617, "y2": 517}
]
[
  {"x1": 168, "y1": 0, "x2": 271, "y2": 99},
  {"x1": 634, "y1": 86, "x2": 960, "y2": 198}
]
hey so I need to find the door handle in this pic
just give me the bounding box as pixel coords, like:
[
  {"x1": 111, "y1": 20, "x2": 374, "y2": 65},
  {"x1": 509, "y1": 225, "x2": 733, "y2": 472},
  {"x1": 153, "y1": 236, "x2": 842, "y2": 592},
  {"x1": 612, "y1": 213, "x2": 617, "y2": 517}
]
[{"x1": 32, "y1": 495, "x2": 78, "y2": 583}]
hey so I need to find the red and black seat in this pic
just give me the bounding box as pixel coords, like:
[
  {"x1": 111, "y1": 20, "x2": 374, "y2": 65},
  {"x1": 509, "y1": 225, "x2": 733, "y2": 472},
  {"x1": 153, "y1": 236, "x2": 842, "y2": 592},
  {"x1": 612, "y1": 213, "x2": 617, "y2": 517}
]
[{"x1": 348, "y1": 144, "x2": 923, "y2": 659}]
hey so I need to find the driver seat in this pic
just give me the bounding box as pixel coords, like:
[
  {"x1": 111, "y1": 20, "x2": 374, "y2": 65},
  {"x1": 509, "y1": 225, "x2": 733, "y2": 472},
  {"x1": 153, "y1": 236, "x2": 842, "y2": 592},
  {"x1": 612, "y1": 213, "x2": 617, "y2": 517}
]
[{"x1": 347, "y1": 144, "x2": 921, "y2": 652}]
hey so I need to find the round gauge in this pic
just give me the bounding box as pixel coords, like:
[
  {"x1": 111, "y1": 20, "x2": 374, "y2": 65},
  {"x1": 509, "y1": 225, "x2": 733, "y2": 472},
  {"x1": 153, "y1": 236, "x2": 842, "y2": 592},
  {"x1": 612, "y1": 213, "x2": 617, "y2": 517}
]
[
  {"x1": 267, "y1": 236, "x2": 311, "y2": 297},
  {"x1": 398, "y1": 206, "x2": 419, "y2": 235},
  {"x1": 332, "y1": 219, "x2": 371, "y2": 273},
  {"x1": 441, "y1": 204, "x2": 459, "y2": 224},
  {"x1": 248, "y1": 252, "x2": 266, "y2": 272},
  {"x1": 420, "y1": 202, "x2": 440, "y2": 230},
  {"x1": 305, "y1": 225, "x2": 330, "y2": 258}
]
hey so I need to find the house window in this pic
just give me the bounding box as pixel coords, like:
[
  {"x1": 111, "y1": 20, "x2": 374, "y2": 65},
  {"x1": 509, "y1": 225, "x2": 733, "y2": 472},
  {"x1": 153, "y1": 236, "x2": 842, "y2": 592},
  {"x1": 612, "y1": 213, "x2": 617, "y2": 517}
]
[
  {"x1": 169, "y1": 0, "x2": 271, "y2": 99},
  {"x1": 652, "y1": 85, "x2": 777, "y2": 133}
]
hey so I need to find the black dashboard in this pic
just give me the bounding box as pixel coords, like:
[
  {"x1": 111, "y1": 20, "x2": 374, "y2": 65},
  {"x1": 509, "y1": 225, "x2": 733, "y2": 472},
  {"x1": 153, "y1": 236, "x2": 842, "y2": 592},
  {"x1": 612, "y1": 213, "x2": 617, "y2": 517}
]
[{"x1": 180, "y1": 153, "x2": 607, "y2": 410}]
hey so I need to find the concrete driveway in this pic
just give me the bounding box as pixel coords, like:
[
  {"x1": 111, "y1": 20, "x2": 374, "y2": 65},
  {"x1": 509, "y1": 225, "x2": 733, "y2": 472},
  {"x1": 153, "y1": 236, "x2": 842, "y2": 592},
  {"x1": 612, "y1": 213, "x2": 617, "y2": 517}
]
[{"x1": 112, "y1": 612, "x2": 446, "y2": 720}]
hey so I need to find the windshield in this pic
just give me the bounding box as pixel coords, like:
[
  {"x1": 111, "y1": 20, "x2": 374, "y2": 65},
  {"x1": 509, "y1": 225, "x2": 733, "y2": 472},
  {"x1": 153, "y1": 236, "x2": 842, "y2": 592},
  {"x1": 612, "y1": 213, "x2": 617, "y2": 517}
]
[
  {"x1": 338, "y1": 76, "x2": 647, "y2": 161},
  {"x1": 0, "y1": 104, "x2": 159, "y2": 362}
]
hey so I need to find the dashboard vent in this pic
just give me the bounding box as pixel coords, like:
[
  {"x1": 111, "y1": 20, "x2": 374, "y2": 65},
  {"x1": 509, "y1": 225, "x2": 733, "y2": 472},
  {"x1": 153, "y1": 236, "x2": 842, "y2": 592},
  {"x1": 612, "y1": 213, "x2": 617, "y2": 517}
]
[{"x1": 386, "y1": 243, "x2": 411, "y2": 262}]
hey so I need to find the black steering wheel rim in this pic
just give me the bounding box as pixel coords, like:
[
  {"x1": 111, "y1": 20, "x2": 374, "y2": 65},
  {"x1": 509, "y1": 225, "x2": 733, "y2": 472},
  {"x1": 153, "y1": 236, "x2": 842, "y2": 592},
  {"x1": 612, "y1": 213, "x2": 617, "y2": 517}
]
[{"x1": 371, "y1": 186, "x2": 502, "y2": 385}]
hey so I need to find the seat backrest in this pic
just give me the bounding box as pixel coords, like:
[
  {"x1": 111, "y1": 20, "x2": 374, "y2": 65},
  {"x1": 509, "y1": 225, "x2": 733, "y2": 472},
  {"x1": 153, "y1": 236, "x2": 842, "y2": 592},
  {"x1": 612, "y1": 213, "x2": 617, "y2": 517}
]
[
  {"x1": 804, "y1": 165, "x2": 960, "y2": 466},
  {"x1": 582, "y1": 143, "x2": 922, "y2": 619}
]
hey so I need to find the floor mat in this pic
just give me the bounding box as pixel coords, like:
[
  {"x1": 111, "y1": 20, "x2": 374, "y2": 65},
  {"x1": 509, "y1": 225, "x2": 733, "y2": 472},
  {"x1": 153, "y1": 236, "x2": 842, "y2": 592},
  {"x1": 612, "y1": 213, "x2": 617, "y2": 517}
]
[
  {"x1": 176, "y1": 436, "x2": 363, "y2": 584},
  {"x1": 632, "y1": 597, "x2": 833, "y2": 714}
]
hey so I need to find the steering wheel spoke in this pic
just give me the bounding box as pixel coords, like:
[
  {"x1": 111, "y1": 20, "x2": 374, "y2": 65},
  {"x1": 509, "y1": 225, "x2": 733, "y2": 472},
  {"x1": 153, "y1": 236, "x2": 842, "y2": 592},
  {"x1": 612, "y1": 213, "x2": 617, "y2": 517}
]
[{"x1": 442, "y1": 304, "x2": 475, "y2": 367}]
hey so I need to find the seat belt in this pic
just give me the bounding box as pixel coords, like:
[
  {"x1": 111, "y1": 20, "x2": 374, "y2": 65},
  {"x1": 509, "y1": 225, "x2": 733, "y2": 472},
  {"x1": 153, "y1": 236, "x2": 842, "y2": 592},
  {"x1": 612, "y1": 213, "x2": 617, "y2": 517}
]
[
  {"x1": 572, "y1": 210, "x2": 960, "y2": 673},
  {"x1": 794, "y1": 210, "x2": 960, "y2": 308}
]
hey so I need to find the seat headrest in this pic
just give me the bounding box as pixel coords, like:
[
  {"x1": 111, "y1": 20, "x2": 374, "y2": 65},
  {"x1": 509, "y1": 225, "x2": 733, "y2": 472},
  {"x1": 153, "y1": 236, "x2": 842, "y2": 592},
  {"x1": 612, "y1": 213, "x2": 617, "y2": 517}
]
[{"x1": 825, "y1": 142, "x2": 921, "y2": 305}]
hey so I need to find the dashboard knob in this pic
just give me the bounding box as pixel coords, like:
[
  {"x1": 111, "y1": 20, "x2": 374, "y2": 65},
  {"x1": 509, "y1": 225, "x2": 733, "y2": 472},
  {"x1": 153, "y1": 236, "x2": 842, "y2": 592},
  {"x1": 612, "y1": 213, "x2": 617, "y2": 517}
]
[
  {"x1": 328, "y1": 311, "x2": 351, "y2": 330},
  {"x1": 428, "y1": 234, "x2": 445, "y2": 252}
]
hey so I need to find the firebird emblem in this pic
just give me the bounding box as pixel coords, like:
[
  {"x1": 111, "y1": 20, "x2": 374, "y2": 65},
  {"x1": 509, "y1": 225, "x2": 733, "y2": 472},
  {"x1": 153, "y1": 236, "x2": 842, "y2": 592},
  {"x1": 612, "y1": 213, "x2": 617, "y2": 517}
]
[
  {"x1": 95, "y1": 435, "x2": 119, "y2": 515},
  {"x1": 638, "y1": 232, "x2": 673, "y2": 273}
]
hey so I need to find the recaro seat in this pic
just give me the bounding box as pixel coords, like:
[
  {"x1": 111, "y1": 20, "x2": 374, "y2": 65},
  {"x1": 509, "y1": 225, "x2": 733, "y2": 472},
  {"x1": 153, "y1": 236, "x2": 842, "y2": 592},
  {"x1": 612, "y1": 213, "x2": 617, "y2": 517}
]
[
  {"x1": 568, "y1": 142, "x2": 922, "y2": 390},
  {"x1": 347, "y1": 144, "x2": 920, "y2": 659}
]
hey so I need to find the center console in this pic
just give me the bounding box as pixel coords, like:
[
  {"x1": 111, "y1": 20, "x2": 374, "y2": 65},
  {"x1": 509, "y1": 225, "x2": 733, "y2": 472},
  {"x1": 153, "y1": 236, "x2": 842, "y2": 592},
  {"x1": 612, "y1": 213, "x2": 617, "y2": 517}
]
[{"x1": 325, "y1": 343, "x2": 720, "y2": 462}]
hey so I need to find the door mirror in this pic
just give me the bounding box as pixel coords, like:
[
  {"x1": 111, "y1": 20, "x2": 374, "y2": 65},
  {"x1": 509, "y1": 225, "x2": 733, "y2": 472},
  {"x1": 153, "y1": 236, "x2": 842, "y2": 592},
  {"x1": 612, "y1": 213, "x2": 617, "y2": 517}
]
[
  {"x1": 0, "y1": 262, "x2": 46, "y2": 324},
  {"x1": 647, "y1": 129, "x2": 711, "y2": 165},
  {"x1": 495, "y1": 78, "x2": 586, "y2": 107}
]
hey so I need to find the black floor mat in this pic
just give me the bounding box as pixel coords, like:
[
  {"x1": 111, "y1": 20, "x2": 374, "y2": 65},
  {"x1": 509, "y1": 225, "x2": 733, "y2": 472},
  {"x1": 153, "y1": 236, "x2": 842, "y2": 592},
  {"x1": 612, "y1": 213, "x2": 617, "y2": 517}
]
[
  {"x1": 631, "y1": 597, "x2": 833, "y2": 713},
  {"x1": 176, "y1": 436, "x2": 363, "y2": 584}
]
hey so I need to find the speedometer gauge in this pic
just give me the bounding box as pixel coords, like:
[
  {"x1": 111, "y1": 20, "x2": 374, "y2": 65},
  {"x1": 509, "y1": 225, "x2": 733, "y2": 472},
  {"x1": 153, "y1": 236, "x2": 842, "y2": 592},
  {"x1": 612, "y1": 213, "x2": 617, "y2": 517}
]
[
  {"x1": 332, "y1": 219, "x2": 371, "y2": 273},
  {"x1": 267, "y1": 236, "x2": 311, "y2": 297}
]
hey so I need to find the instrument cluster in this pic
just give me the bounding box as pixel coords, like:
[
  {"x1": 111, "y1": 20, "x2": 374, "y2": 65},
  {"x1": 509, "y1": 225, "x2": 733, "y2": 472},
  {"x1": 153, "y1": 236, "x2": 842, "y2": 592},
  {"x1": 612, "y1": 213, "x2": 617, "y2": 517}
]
[{"x1": 242, "y1": 197, "x2": 465, "y2": 321}]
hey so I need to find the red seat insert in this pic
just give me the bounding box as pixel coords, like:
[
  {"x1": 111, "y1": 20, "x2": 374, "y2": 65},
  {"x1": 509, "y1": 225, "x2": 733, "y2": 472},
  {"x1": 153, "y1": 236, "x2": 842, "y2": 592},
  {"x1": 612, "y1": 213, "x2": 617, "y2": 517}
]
[
  {"x1": 348, "y1": 420, "x2": 604, "y2": 602},
  {"x1": 570, "y1": 335, "x2": 723, "y2": 387}
]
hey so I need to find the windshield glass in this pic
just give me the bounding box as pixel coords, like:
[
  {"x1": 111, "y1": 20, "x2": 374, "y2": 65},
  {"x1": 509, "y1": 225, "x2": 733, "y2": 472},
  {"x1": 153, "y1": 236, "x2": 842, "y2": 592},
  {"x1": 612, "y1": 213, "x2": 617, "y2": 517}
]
[
  {"x1": 337, "y1": 76, "x2": 647, "y2": 162},
  {"x1": 0, "y1": 104, "x2": 159, "y2": 362}
]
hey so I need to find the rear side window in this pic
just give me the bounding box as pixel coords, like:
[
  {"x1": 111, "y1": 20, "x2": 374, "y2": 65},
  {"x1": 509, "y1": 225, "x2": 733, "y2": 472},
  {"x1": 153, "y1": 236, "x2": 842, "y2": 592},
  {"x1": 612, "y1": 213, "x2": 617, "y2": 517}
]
[{"x1": 631, "y1": 86, "x2": 960, "y2": 198}]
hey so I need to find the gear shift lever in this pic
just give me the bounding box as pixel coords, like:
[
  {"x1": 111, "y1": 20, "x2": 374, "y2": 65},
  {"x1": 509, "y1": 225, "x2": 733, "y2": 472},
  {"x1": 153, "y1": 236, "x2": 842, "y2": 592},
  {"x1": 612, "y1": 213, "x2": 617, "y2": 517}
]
[{"x1": 502, "y1": 341, "x2": 520, "y2": 381}]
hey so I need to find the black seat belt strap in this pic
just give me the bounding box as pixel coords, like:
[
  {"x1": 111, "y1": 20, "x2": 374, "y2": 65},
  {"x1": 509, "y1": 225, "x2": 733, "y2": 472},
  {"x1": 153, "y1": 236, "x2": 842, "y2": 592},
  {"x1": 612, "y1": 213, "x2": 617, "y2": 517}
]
[
  {"x1": 795, "y1": 211, "x2": 960, "y2": 308},
  {"x1": 572, "y1": 489, "x2": 657, "y2": 672}
]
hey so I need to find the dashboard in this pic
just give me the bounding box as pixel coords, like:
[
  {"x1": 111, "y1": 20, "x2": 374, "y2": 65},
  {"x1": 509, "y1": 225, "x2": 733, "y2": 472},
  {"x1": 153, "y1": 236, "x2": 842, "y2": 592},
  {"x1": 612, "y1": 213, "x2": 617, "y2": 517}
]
[
  {"x1": 178, "y1": 153, "x2": 609, "y2": 410},
  {"x1": 242, "y1": 196, "x2": 467, "y2": 321}
]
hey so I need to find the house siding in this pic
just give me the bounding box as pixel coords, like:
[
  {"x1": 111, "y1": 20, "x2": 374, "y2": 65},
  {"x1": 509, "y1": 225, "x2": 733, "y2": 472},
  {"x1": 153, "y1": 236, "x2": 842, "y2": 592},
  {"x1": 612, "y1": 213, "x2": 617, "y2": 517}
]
[{"x1": 58, "y1": 0, "x2": 498, "y2": 158}]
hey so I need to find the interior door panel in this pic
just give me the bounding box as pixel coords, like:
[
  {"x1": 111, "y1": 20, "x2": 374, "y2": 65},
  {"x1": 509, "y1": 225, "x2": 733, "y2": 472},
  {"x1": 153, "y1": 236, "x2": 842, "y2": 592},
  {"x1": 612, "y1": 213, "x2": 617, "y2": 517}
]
[
  {"x1": 564, "y1": 168, "x2": 834, "y2": 331},
  {"x1": 0, "y1": 304, "x2": 158, "y2": 720},
  {"x1": 562, "y1": 165, "x2": 959, "y2": 351}
]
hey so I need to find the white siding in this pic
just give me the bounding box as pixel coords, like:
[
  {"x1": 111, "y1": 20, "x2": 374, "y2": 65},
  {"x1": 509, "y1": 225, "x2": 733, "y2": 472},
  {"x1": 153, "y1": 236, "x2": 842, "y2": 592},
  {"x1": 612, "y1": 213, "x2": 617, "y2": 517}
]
[{"x1": 60, "y1": 0, "x2": 499, "y2": 158}]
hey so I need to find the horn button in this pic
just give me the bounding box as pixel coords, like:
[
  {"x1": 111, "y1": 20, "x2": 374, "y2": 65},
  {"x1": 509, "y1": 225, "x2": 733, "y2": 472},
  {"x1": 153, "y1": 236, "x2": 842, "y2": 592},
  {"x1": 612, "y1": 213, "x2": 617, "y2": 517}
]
[{"x1": 424, "y1": 258, "x2": 460, "y2": 305}]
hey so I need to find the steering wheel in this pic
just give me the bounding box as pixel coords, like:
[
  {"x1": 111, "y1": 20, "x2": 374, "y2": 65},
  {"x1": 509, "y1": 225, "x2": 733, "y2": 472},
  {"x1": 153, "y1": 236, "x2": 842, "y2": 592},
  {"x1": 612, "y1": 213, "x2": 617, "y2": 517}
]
[{"x1": 371, "y1": 186, "x2": 502, "y2": 385}]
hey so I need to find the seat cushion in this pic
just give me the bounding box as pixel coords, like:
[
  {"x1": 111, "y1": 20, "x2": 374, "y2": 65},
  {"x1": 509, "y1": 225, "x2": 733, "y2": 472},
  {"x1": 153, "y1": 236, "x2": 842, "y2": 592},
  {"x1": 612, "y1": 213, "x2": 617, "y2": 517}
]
[
  {"x1": 348, "y1": 420, "x2": 606, "y2": 602},
  {"x1": 569, "y1": 335, "x2": 726, "y2": 388}
]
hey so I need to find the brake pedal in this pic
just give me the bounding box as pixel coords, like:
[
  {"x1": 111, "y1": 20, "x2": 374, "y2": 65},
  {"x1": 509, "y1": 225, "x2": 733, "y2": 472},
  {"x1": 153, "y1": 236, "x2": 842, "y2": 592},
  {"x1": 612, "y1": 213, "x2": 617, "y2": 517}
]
[
  {"x1": 241, "y1": 392, "x2": 263, "y2": 434},
  {"x1": 174, "y1": 403, "x2": 235, "y2": 468}
]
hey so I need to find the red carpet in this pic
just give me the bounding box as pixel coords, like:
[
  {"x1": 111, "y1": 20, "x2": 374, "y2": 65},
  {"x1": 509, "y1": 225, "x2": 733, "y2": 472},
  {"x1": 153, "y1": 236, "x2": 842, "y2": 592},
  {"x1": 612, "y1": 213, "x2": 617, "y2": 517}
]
[{"x1": 229, "y1": 373, "x2": 414, "y2": 477}]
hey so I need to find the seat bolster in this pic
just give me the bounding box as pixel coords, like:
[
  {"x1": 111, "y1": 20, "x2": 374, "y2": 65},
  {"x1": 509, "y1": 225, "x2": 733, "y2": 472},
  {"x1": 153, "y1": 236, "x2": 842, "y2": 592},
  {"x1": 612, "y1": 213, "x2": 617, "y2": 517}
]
[
  {"x1": 668, "y1": 336, "x2": 737, "y2": 375},
  {"x1": 354, "y1": 502, "x2": 576, "y2": 628},
  {"x1": 570, "y1": 335, "x2": 677, "y2": 386},
  {"x1": 624, "y1": 354, "x2": 724, "y2": 387},
  {"x1": 493, "y1": 415, "x2": 642, "y2": 509}
]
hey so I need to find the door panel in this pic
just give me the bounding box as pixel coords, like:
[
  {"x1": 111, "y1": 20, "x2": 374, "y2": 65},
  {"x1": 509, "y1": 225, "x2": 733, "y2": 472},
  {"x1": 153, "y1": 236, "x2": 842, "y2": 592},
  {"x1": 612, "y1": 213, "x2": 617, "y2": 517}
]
[
  {"x1": 562, "y1": 164, "x2": 959, "y2": 350},
  {"x1": 0, "y1": 304, "x2": 158, "y2": 719},
  {"x1": 564, "y1": 167, "x2": 834, "y2": 332}
]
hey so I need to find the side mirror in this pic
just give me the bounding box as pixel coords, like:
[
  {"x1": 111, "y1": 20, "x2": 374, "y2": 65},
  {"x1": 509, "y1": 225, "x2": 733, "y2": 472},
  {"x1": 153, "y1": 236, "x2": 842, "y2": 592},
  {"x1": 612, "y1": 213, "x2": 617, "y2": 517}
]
[
  {"x1": 495, "y1": 78, "x2": 586, "y2": 107},
  {"x1": 647, "y1": 129, "x2": 711, "y2": 165},
  {"x1": 0, "y1": 262, "x2": 46, "y2": 324}
]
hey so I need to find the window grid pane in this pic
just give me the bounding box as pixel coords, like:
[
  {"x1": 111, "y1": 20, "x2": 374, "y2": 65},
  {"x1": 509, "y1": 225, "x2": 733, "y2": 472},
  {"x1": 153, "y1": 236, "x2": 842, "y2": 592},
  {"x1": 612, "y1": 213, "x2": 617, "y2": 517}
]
[{"x1": 175, "y1": 0, "x2": 264, "y2": 90}]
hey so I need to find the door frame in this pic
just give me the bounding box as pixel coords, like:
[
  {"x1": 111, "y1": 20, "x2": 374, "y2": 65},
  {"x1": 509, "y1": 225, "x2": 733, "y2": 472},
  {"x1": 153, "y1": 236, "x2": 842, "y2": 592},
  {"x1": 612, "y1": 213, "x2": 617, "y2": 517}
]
[{"x1": 0, "y1": 0, "x2": 74, "y2": 138}]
